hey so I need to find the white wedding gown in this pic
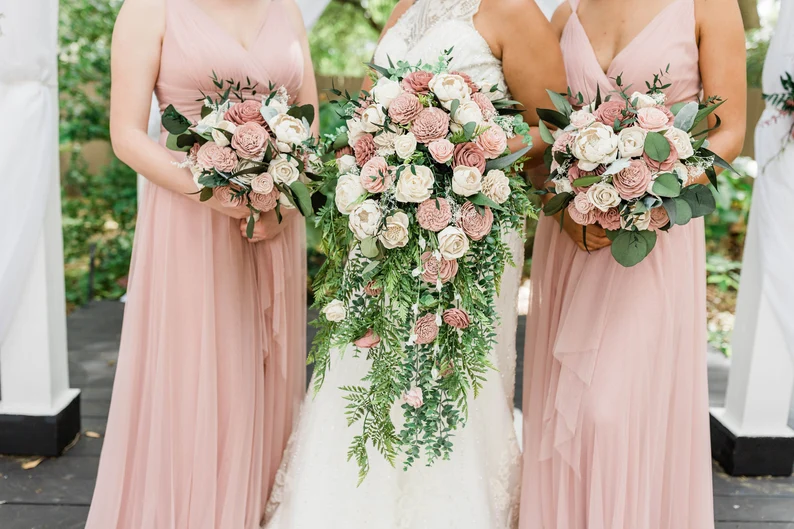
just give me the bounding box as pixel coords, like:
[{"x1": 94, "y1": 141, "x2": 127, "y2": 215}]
[{"x1": 263, "y1": 1, "x2": 523, "y2": 527}]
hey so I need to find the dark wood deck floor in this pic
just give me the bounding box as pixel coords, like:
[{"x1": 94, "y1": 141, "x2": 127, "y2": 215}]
[{"x1": 0, "y1": 301, "x2": 792, "y2": 528}]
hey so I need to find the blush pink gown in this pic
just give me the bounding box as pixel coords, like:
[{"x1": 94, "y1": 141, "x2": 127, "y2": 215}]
[
  {"x1": 520, "y1": 0, "x2": 715, "y2": 528},
  {"x1": 84, "y1": 1, "x2": 306, "y2": 528}
]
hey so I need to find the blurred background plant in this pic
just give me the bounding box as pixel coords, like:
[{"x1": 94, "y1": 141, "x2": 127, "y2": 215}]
[{"x1": 57, "y1": 0, "x2": 774, "y2": 354}]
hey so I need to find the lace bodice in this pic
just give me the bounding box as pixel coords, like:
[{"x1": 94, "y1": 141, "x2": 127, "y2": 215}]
[{"x1": 373, "y1": 0, "x2": 508, "y2": 97}]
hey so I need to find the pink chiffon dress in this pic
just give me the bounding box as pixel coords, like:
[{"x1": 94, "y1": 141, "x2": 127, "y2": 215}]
[
  {"x1": 84, "y1": 1, "x2": 306, "y2": 527},
  {"x1": 520, "y1": 0, "x2": 715, "y2": 528}
]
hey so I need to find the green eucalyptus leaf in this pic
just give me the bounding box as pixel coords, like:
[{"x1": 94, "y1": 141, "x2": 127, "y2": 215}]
[
  {"x1": 661, "y1": 197, "x2": 677, "y2": 226},
  {"x1": 543, "y1": 192, "x2": 573, "y2": 216},
  {"x1": 673, "y1": 102, "x2": 699, "y2": 132},
  {"x1": 199, "y1": 186, "x2": 214, "y2": 202},
  {"x1": 246, "y1": 215, "x2": 255, "y2": 239},
  {"x1": 166, "y1": 132, "x2": 193, "y2": 152},
  {"x1": 289, "y1": 180, "x2": 314, "y2": 217},
  {"x1": 360, "y1": 237, "x2": 380, "y2": 259},
  {"x1": 673, "y1": 196, "x2": 693, "y2": 225},
  {"x1": 469, "y1": 193, "x2": 502, "y2": 210},
  {"x1": 680, "y1": 184, "x2": 716, "y2": 218},
  {"x1": 644, "y1": 131, "x2": 671, "y2": 163},
  {"x1": 485, "y1": 145, "x2": 531, "y2": 171},
  {"x1": 162, "y1": 104, "x2": 192, "y2": 135},
  {"x1": 546, "y1": 89, "x2": 573, "y2": 117},
  {"x1": 538, "y1": 119, "x2": 555, "y2": 145},
  {"x1": 611, "y1": 230, "x2": 651, "y2": 267},
  {"x1": 537, "y1": 108, "x2": 570, "y2": 129},
  {"x1": 651, "y1": 172, "x2": 682, "y2": 197},
  {"x1": 571, "y1": 175, "x2": 602, "y2": 187}
]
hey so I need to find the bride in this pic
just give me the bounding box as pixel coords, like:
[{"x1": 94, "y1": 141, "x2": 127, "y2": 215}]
[{"x1": 264, "y1": 1, "x2": 564, "y2": 527}]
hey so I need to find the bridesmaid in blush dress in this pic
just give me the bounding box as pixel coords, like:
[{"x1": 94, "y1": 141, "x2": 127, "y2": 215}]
[
  {"x1": 84, "y1": 0, "x2": 317, "y2": 527},
  {"x1": 520, "y1": 0, "x2": 746, "y2": 528}
]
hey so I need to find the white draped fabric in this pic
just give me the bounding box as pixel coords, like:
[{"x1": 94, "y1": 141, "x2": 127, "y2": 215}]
[
  {"x1": 753, "y1": 1, "x2": 794, "y2": 362},
  {"x1": 0, "y1": 1, "x2": 60, "y2": 343}
]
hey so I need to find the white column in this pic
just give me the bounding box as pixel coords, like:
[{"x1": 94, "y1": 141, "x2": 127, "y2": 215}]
[{"x1": 711, "y1": 202, "x2": 794, "y2": 439}]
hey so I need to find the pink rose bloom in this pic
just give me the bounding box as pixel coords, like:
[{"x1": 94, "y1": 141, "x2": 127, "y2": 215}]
[
  {"x1": 213, "y1": 186, "x2": 245, "y2": 207},
  {"x1": 250, "y1": 188, "x2": 279, "y2": 213},
  {"x1": 335, "y1": 145, "x2": 354, "y2": 158},
  {"x1": 552, "y1": 132, "x2": 576, "y2": 154},
  {"x1": 197, "y1": 142, "x2": 238, "y2": 173},
  {"x1": 636, "y1": 106, "x2": 675, "y2": 132},
  {"x1": 404, "y1": 387, "x2": 424, "y2": 409},
  {"x1": 224, "y1": 99, "x2": 266, "y2": 126},
  {"x1": 567, "y1": 163, "x2": 606, "y2": 192},
  {"x1": 364, "y1": 280, "x2": 382, "y2": 297},
  {"x1": 410, "y1": 107, "x2": 450, "y2": 144},
  {"x1": 428, "y1": 139, "x2": 455, "y2": 164},
  {"x1": 476, "y1": 124, "x2": 507, "y2": 160},
  {"x1": 451, "y1": 71, "x2": 480, "y2": 94},
  {"x1": 453, "y1": 142, "x2": 486, "y2": 173},
  {"x1": 251, "y1": 172, "x2": 274, "y2": 195},
  {"x1": 613, "y1": 159, "x2": 653, "y2": 200},
  {"x1": 359, "y1": 156, "x2": 394, "y2": 193},
  {"x1": 573, "y1": 192, "x2": 595, "y2": 214},
  {"x1": 643, "y1": 140, "x2": 678, "y2": 172},
  {"x1": 594, "y1": 100, "x2": 628, "y2": 127},
  {"x1": 388, "y1": 93, "x2": 424, "y2": 125},
  {"x1": 231, "y1": 122, "x2": 269, "y2": 160},
  {"x1": 421, "y1": 252, "x2": 458, "y2": 284},
  {"x1": 457, "y1": 202, "x2": 493, "y2": 241},
  {"x1": 354, "y1": 134, "x2": 376, "y2": 167},
  {"x1": 472, "y1": 92, "x2": 497, "y2": 121},
  {"x1": 443, "y1": 308, "x2": 470, "y2": 329},
  {"x1": 567, "y1": 201, "x2": 597, "y2": 226},
  {"x1": 354, "y1": 329, "x2": 381, "y2": 349},
  {"x1": 417, "y1": 197, "x2": 452, "y2": 232},
  {"x1": 594, "y1": 207, "x2": 621, "y2": 230},
  {"x1": 649, "y1": 206, "x2": 670, "y2": 230},
  {"x1": 401, "y1": 71, "x2": 434, "y2": 95},
  {"x1": 414, "y1": 313, "x2": 439, "y2": 345}
]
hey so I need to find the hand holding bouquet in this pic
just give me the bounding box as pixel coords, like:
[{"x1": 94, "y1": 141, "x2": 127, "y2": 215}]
[
  {"x1": 538, "y1": 68, "x2": 732, "y2": 267},
  {"x1": 310, "y1": 52, "x2": 534, "y2": 480},
  {"x1": 162, "y1": 73, "x2": 320, "y2": 236}
]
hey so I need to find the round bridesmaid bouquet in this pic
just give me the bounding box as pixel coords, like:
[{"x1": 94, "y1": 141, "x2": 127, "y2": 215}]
[
  {"x1": 310, "y1": 52, "x2": 534, "y2": 479},
  {"x1": 162, "y1": 74, "x2": 320, "y2": 236},
  {"x1": 538, "y1": 68, "x2": 732, "y2": 266}
]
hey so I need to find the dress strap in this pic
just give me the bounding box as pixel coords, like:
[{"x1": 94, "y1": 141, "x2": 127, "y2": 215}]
[{"x1": 568, "y1": 0, "x2": 580, "y2": 12}]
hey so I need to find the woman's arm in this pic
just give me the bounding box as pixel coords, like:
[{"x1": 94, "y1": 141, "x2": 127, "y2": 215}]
[
  {"x1": 479, "y1": 0, "x2": 568, "y2": 173},
  {"x1": 110, "y1": 0, "x2": 249, "y2": 218},
  {"x1": 285, "y1": 0, "x2": 320, "y2": 137},
  {"x1": 361, "y1": 0, "x2": 416, "y2": 92},
  {"x1": 695, "y1": 0, "x2": 747, "y2": 181}
]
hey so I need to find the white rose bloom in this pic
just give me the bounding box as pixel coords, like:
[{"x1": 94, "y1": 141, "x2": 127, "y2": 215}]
[
  {"x1": 336, "y1": 154, "x2": 359, "y2": 175},
  {"x1": 349, "y1": 199, "x2": 383, "y2": 241},
  {"x1": 373, "y1": 129, "x2": 403, "y2": 156},
  {"x1": 664, "y1": 127, "x2": 695, "y2": 159},
  {"x1": 672, "y1": 162, "x2": 689, "y2": 184},
  {"x1": 268, "y1": 154, "x2": 301, "y2": 185},
  {"x1": 279, "y1": 193, "x2": 296, "y2": 210},
  {"x1": 195, "y1": 110, "x2": 221, "y2": 135},
  {"x1": 322, "y1": 299, "x2": 347, "y2": 322},
  {"x1": 437, "y1": 226, "x2": 470, "y2": 259},
  {"x1": 452, "y1": 165, "x2": 483, "y2": 197},
  {"x1": 621, "y1": 207, "x2": 652, "y2": 231},
  {"x1": 569, "y1": 110, "x2": 597, "y2": 130},
  {"x1": 630, "y1": 91, "x2": 658, "y2": 109},
  {"x1": 371, "y1": 77, "x2": 403, "y2": 109},
  {"x1": 360, "y1": 104, "x2": 387, "y2": 133},
  {"x1": 210, "y1": 120, "x2": 237, "y2": 147},
  {"x1": 552, "y1": 177, "x2": 573, "y2": 195},
  {"x1": 395, "y1": 165, "x2": 435, "y2": 203},
  {"x1": 429, "y1": 73, "x2": 472, "y2": 109},
  {"x1": 586, "y1": 182, "x2": 622, "y2": 212},
  {"x1": 191, "y1": 166, "x2": 204, "y2": 190},
  {"x1": 335, "y1": 173, "x2": 366, "y2": 215},
  {"x1": 453, "y1": 99, "x2": 484, "y2": 126},
  {"x1": 573, "y1": 122, "x2": 619, "y2": 171},
  {"x1": 618, "y1": 126, "x2": 648, "y2": 158},
  {"x1": 347, "y1": 118, "x2": 367, "y2": 147},
  {"x1": 482, "y1": 169, "x2": 511, "y2": 204},
  {"x1": 379, "y1": 211, "x2": 410, "y2": 249},
  {"x1": 394, "y1": 132, "x2": 418, "y2": 160},
  {"x1": 270, "y1": 114, "x2": 310, "y2": 151}
]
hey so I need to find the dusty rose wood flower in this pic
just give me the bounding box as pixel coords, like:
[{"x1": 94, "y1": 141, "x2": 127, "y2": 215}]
[
  {"x1": 442, "y1": 308, "x2": 470, "y2": 329},
  {"x1": 410, "y1": 107, "x2": 450, "y2": 144},
  {"x1": 414, "y1": 313, "x2": 439, "y2": 345},
  {"x1": 231, "y1": 122, "x2": 269, "y2": 160},
  {"x1": 649, "y1": 206, "x2": 670, "y2": 230},
  {"x1": 363, "y1": 280, "x2": 382, "y2": 296},
  {"x1": 594, "y1": 100, "x2": 628, "y2": 127},
  {"x1": 416, "y1": 197, "x2": 452, "y2": 232},
  {"x1": 251, "y1": 172, "x2": 275, "y2": 195},
  {"x1": 614, "y1": 159, "x2": 653, "y2": 200},
  {"x1": 453, "y1": 142, "x2": 486, "y2": 174},
  {"x1": 354, "y1": 329, "x2": 381, "y2": 349},
  {"x1": 457, "y1": 202, "x2": 493, "y2": 241},
  {"x1": 594, "y1": 207, "x2": 621, "y2": 230},
  {"x1": 421, "y1": 251, "x2": 458, "y2": 284},
  {"x1": 213, "y1": 186, "x2": 245, "y2": 207},
  {"x1": 250, "y1": 188, "x2": 279, "y2": 212},
  {"x1": 359, "y1": 156, "x2": 394, "y2": 193},
  {"x1": 567, "y1": 200, "x2": 597, "y2": 226},
  {"x1": 475, "y1": 125, "x2": 507, "y2": 160},
  {"x1": 388, "y1": 92, "x2": 424, "y2": 125},
  {"x1": 472, "y1": 92, "x2": 497, "y2": 121},
  {"x1": 224, "y1": 99, "x2": 266, "y2": 126},
  {"x1": 643, "y1": 140, "x2": 678, "y2": 173},
  {"x1": 354, "y1": 134, "x2": 376, "y2": 166},
  {"x1": 197, "y1": 142, "x2": 238, "y2": 172},
  {"x1": 401, "y1": 71, "x2": 434, "y2": 95},
  {"x1": 335, "y1": 145, "x2": 354, "y2": 158}
]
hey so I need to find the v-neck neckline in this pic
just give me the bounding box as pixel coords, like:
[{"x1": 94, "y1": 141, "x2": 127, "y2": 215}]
[
  {"x1": 570, "y1": 0, "x2": 686, "y2": 78},
  {"x1": 189, "y1": 0, "x2": 275, "y2": 54}
]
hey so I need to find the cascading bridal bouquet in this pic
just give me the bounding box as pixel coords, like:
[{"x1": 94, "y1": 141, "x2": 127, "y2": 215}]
[
  {"x1": 761, "y1": 72, "x2": 794, "y2": 167},
  {"x1": 310, "y1": 52, "x2": 533, "y2": 480},
  {"x1": 537, "y1": 68, "x2": 732, "y2": 267},
  {"x1": 162, "y1": 73, "x2": 319, "y2": 236}
]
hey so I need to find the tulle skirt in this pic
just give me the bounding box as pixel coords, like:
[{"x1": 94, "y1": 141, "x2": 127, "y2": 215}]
[
  {"x1": 84, "y1": 180, "x2": 306, "y2": 529},
  {"x1": 519, "y1": 215, "x2": 714, "y2": 529}
]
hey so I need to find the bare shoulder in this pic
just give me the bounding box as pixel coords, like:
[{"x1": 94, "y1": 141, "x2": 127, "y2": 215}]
[
  {"x1": 114, "y1": 0, "x2": 165, "y2": 38},
  {"x1": 280, "y1": 0, "x2": 309, "y2": 36},
  {"x1": 550, "y1": 2, "x2": 573, "y2": 37},
  {"x1": 482, "y1": 0, "x2": 546, "y2": 22},
  {"x1": 694, "y1": 0, "x2": 743, "y2": 37},
  {"x1": 479, "y1": 0, "x2": 561, "y2": 46}
]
